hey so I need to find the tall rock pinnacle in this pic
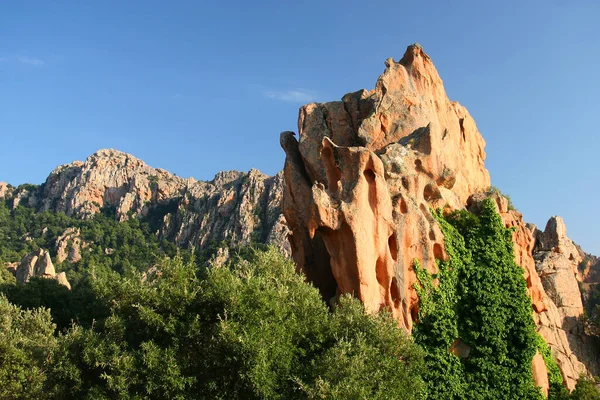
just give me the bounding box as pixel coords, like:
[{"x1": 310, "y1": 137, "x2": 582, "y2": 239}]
[
  {"x1": 281, "y1": 44, "x2": 491, "y2": 330},
  {"x1": 280, "y1": 44, "x2": 599, "y2": 392}
]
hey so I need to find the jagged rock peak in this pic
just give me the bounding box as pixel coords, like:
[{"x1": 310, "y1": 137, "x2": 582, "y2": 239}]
[
  {"x1": 282, "y1": 44, "x2": 491, "y2": 333},
  {"x1": 90, "y1": 148, "x2": 134, "y2": 158},
  {"x1": 535, "y1": 216, "x2": 581, "y2": 262},
  {"x1": 5, "y1": 148, "x2": 291, "y2": 255},
  {"x1": 37, "y1": 148, "x2": 191, "y2": 219},
  {"x1": 280, "y1": 44, "x2": 599, "y2": 393}
]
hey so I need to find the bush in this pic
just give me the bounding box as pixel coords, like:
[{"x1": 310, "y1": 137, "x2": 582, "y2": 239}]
[
  {"x1": 485, "y1": 186, "x2": 517, "y2": 211},
  {"x1": 571, "y1": 377, "x2": 600, "y2": 400},
  {"x1": 34, "y1": 248, "x2": 426, "y2": 399},
  {"x1": 0, "y1": 295, "x2": 56, "y2": 399}
]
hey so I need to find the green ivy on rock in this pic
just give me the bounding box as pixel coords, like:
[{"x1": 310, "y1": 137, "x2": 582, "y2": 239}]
[{"x1": 414, "y1": 198, "x2": 545, "y2": 399}]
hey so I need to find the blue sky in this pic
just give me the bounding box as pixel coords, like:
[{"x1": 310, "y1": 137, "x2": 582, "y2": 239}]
[{"x1": 1, "y1": 1, "x2": 599, "y2": 254}]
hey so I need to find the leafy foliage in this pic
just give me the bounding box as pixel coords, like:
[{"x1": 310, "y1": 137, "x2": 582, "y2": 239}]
[
  {"x1": 0, "y1": 295, "x2": 56, "y2": 400},
  {"x1": 570, "y1": 377, "x2": 600, "y2": 400},
  {"x1": 536, "y1": 335, "x2": 570, "y2": 399},
  {"x1": 484, "y1": 186, "x2": 517, "y2": 211},
  {"x1": 0, "y1": 199, "x2": 177, "y2": 276}
]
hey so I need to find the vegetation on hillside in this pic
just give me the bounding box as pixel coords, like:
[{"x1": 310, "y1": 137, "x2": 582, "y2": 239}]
[{"x1": 413, "y1": 199, "x2": 599, "y2": 400}]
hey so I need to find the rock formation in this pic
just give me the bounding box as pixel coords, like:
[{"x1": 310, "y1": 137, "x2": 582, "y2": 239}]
[
  {"x1": 38, "y1": 149, "x2": 189, "y2": 219},
  {"x1": 15, "y1": 248, "x2": 71, "y2": 289},
  {"x1": 280, "y1": 43, "x2": 597, "y2": 393},
  {"x1": 530, "y1": 218, "x2": 600, "y2": 390},
  {"x1": 578, "y1": 253, "x2": 600, "y2": 322},
  {"x1": 281, "y1": 44, "x2": 490, "y2": 331},
  {"x1": 56, "y1": 227, "x2": 84, "y2": 264},
  {"x1": 0, "y1": 182, "x2": 9, "y2": 199}
]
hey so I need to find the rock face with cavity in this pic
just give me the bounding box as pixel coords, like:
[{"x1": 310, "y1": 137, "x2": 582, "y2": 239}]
[
  {"x1": 281, "y1": 44, "x2": 490, "y2": 331},
  {"x1": 280, "y1": 44, "x2": 600, "y2": 394}
]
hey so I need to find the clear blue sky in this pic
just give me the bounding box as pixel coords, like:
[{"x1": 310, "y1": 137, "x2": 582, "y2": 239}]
[{"x1": 1, "y1": 1, "x2": 599, "y2": 254}]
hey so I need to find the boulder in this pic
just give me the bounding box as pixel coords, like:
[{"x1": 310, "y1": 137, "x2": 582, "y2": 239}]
[{"x1": 15, "y1": 249, "x2": 71, "y2": 289}]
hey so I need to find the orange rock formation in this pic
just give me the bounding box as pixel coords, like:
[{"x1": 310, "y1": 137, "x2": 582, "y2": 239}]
[
  {"x1": 280, "y1": 44, "x2": 570, "y2": 395},
  {"x1": 282, "y1": 44, "x2": 490, "y2": 331}
]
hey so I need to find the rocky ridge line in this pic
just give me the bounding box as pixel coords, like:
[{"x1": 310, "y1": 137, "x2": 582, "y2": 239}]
[{"x1": 0, "y1": 149, "x2": 290, "y2": 255}]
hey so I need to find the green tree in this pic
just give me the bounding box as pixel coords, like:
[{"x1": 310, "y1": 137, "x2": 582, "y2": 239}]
[
  {"x1": 42, "y1": 248, "x2": 425, "y2": 399},
  {"x1": 0, "y1": 295, "x2": 56, "y2": 400}
]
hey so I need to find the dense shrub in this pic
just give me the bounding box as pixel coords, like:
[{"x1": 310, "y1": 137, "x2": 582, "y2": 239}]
[
  {"x1": 0, "y1": 295, "x2": 56, "y2": 399},
  {"x1": 571, "y1": 377, "x2": 600, "y2": 400},
  {"x1": 1, "y1": 249, "x2": 426, "y2": 399}
]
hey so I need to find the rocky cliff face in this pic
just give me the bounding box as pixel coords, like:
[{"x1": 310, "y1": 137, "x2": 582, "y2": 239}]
[{"x1": 530, "y1": 217, "x2": 600, "y2": 390}]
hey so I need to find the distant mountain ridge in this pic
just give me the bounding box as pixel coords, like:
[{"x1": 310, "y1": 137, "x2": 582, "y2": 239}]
[{"x1": 0, "y1": 149, "x2": 290, "y2": 255}]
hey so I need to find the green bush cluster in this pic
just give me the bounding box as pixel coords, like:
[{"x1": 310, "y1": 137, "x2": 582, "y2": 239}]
[
  {"x1": 535, "y1": 335, "x2": 571, "y2": 399},
  {"x1": 0, "y1": 248, "x2": 426, "y2": 399},
  {"x1": 0, "y1": 199, "x2": 177, "y2": 279},
  {"x1": 485, "y1": 186, "x2": 517, "y2": 211}
]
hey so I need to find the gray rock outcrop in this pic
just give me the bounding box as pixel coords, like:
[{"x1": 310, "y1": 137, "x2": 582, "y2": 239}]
[{"x1": 15, "y1": 249, "x2": 71, "y2": 290}]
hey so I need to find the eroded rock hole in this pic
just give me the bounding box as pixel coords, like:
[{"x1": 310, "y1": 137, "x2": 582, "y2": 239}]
[
  {"x1": 429, "y1": 230, "x2": 436, "y2": 240},
  {"x1": 423, "y1": 183, "x2": 441, "y2": 201},
  {"x1": 414, "y1": 159, "x2": 423, "y2": 170},
  {"x1": 401, "y1": 177, "x2": 409, "y2": 190},
  {"x1": 364, "y1": 162, "x2": 378, "y2": 214},
  {"x1": 364, "y1": 168, "x2": 376, "y2": 183},
  {"x1": 375, "y1": 257, "x2": 388, "y2": 288},
  {"x1": 459, "y1": 118, "x2": 466, "y2": 141},
  {"x1": 390, "y1": 277, "x2": 401, "y2": 308},
  {"x1": 399, "y1": 197, "x2": 408, "y2": 214},
  {"x1": 388, "y1": 234, "x2": 398, "y2": 261},
  {"x1": 411, "y1": 305, "x2": 419, "y2": 323},
  {"x1": 433, "y1": 243, "x2": 444, "y2": 260},
  {"x1": 321, "y1": 146, "x2": 341, "y2": 192}
]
